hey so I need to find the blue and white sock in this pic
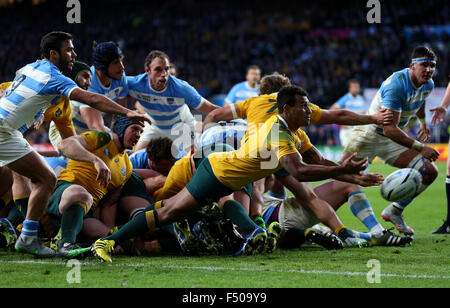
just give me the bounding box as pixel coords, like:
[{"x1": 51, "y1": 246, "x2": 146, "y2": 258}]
[
  {"x1": 349, "y1": 229, "x2": 371, "y2": 241},
  {"x1": 21, "y1": 220, "x2": 39, "y2": 238},
  {"x1": 348, "y1": 190, "x2": 384, "y2": 234}
]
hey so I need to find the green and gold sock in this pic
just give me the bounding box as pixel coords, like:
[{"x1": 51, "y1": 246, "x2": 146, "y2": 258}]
[
  {"x1": 105, "y1": 206, "x2": 160, "y2": 244},
  {"x1": 59, "y1": 202, "x2": 86, "y2": 248},
  {"x1": 222, "y1": 199, "x2": 258, "y2": 235}
]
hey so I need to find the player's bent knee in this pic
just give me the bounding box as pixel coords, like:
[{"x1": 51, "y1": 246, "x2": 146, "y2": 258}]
[
  {"x1": 59, "y1": 187, "x2": 93, "y2": 214},
  {"x1": 423, "y1": 162, "x2": 438, "y2": 184},
  {"x1": 342, "y1": 182, "x2": 362, "y2": 197}
]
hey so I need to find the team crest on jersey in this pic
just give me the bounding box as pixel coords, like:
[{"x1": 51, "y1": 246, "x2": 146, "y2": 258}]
[
  {"x1": 114, "y1": 158, "x2": 119, "y2": 163},
  {"x1": 55, "y1": 108, "x2": 62, "y2": 118},
  {"x1": 121, "y1": 166, "x2": 127, "y2": 176}
]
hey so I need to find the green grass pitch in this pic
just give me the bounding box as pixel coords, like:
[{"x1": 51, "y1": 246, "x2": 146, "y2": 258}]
[{"x1": 0, "y1": 162, "x2": 449, "y2": 288}]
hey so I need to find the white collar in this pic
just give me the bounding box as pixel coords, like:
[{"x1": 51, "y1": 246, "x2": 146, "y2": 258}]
[{"x1": 277, "y1": 115, "x2": 289, "y2": 128}]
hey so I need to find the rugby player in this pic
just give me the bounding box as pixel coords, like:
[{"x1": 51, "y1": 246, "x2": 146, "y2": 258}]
[
  {"x1": 0, "y1": 31, "x2": 150, "y2": 257},
  {"x1": 91, "y1": 85, "x2": 382, "y2": 262},
  {"x1": 342, "y1": 46, "x2": 440, "y2": 235}
]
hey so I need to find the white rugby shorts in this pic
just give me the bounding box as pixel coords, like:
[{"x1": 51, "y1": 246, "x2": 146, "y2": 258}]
[
  {"x1": 0, "y1": 125, "x2": 34, "y2": 167},
  {"x1": 343, "y1": 125, "x2": 410, "y2": 165},
  {"x1": 262, "y1": 195, "x2": 319, "y2": 230}
]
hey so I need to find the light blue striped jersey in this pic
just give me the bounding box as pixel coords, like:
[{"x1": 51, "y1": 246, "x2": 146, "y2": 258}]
[
  {"x1": 127, "y1": 74, "x2": 203, "y2": 130},
  {"x1": 44, "y1": 156, "x2": 67, "y2": 177},
  {"x1": 129, "y1": 147, "x2": 187, "y2": 169},
  {"x1": 336, "y1": 93, "x2": 366, "y2": 114},
  {"x1": 87, "y1": 65, "x2": 128, "y2": 101},
  {"x1": 70, "y1": 66, "x2": 129, "y2": 131},
  {"x1": 0, "y1": 60, "x2": 78, "y2": 133},
  {"x1": 200, "y1": 120, "x2": 247, "y2": 149},
  {"x1": 368, "y1": 68, "x2": 434, "y2": 133},
  {"x1": 225, "y1": 81, "x2": 259, "y2": 104}
]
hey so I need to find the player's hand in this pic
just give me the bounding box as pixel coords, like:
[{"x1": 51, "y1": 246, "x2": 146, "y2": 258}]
[
  {"x1": 126, "y1": 110, "x2": 152, "y2": 127},
  {"x1": 341, "y1": 153, "x2": 368, "y2": 174},
  {"x1": 421, "y1": 146, "x2": 440, "y2": 162},
  {"x1": 93, "y1": 157, "x2": 111, "y2": 187},
  {"x1": 373, "y1": 108, "x2": 393, "y2": 125},
  {"x1": 33, "y1": 115, "x2": 44, "y2": 130},
  {"x1": 355, "y1": 173, "x2": 384, "y2": 187},
  {"x1": 417, "y1": 123, "x2": 431, "y2": 142},
  {"x1": 429, "y1": 106, "x2": 447, "y2": 126}
]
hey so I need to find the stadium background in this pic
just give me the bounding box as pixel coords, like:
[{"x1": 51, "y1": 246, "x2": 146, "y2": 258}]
[{"x1": 1, "y1": 0, "x2": 449, "y2": 160}]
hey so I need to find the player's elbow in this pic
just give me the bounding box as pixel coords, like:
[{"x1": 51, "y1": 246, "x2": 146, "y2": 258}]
[
  {"x1": 57, "y1": 137, "x2": 70, "y2": 154},
  {"x1": 382, "y1": 125, "x2": 396, "y2": 138}
]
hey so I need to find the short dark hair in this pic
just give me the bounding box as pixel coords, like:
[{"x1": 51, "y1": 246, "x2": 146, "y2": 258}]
[
  {"x1": 247, "y1": 65, "x2": 261, "y2": 73},
  {"x1": 40, "y1": 31, "x2": 73, "y2": 59},
  {"x1": 411, "y1": 46, "x2": 436, "y2": 61},
  {"x1": 348, "y1": 78, "x2": 359, "y2": 86},
  {"x1": 144, "y1": 50, "x2": 170, "y2": 68},
  {"x1": 277, "y1": 85, "x2": 309, "y2": 113},
  {"x1": 146, "y1": 137, "x2": 176, "y2": 163},
  {"x1": 259, "y1": 73, "x2": 291, "y2": 95}
]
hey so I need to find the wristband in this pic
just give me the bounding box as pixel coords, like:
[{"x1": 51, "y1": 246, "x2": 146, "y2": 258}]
[
  {"x1": 418, "y1": 118, "x2": 426, "y2": 125},
  {"x1": 411, "y1": 140, "x2": 424, "y2": 152}
]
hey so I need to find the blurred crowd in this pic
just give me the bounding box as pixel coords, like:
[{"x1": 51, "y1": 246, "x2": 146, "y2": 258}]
[{"x1": 1, "y1": 0, "x2": 449, "y2": 145}]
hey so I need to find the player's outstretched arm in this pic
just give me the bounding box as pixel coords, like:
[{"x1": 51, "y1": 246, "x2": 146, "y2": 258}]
[
  {"x1": 279, "y1": 152, "x2": 367, "y2": 183},
  {"x1": 70, "y1": 88, "x2": 151, "y2": 127},
  {"x1": 301, "y1": 147, "x2": 382, "y2": 186},
  {"x1": 430, "y1": 81, "x2": 450, "y2": 126},
  {"x1": 317, "y1": 108, "x2": 392, "y2": 126},
  {"x1": 80, "y1": 106, "x2": 107, "y2": 132},
  {"x1": 202, "y1": 104, "x2": 236, "y2": 130},
  {"x1": 196, "y1": 98, "x2": 220, "y2": 114},
  {"x1": 383, "y1": 110, "x2": 439, "y2": 161}
]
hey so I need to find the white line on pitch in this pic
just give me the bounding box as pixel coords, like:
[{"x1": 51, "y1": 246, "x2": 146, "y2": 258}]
[{"x1": 1, "y1": 260, "x2": 449, "y2": 280}]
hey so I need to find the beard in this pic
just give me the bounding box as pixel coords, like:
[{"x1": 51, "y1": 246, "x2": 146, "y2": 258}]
[{"x1": 58, "y1": 56, "x2": 73, "y2": 71}]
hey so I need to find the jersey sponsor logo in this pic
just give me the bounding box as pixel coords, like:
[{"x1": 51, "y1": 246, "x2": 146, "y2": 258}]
[{"x1": 406, "y1": 90, "x2": 432, "y2": 104}]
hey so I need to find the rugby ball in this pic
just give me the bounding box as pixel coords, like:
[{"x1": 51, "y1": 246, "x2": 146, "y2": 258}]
[{"x1": 380, "y1": 168, "x2": 422, "y2": 202}]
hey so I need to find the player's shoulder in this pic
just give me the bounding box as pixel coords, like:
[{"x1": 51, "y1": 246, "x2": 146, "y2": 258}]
[
  {"x1": 233, "y1": 81, "x2": 247, "y2": 90},
  {"x1": 424, "y1": 78, "x2": 434, "y2": 90},
  {"x1": 129, "y1": 148, "x2": 147, "y2": 160},
  {"x1": 169, "y1": 75, "x2": 191, "y2": 88},
  {"x1": 168, "y1": 75, "x2": 199, "y2": 96},
  {"x1": 126, "y1": 73, "x2": 147, "y2": 91},
  {"x1": 382, "y1": 68, "x2": 409, "y2": 88},
  {"x1": 26, "y1": 60, "x2": 64, "y2": 81},
  {"x1": 82, "y1": 130, "x2": 113, "y2": 148},
  {"x1": 33, "y1": 60, "x2": 57, "y2": 73},
  {"x1": 249, "y1": 93, "x2": 276, "y2": 103}
]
